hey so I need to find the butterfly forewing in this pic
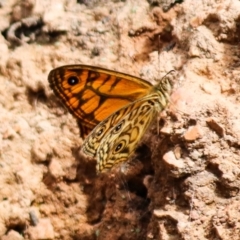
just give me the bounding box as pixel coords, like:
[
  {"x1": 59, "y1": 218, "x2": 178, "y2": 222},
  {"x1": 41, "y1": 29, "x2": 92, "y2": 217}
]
[{"x1": 48, "y1": 65, "x2": 153, "y2": 137}]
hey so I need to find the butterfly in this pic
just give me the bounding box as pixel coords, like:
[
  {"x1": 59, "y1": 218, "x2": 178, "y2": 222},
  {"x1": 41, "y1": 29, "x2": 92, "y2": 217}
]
[{"x1": 48, "y1": 65, "x2": 173, "y2": 173}]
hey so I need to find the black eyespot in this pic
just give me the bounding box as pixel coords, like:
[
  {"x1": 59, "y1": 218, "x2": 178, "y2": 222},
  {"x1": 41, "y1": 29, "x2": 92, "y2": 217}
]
[
  {"x1": 95, "y1": 126, "x2": 105, "y2": 137},
  {"x1": 67, "y1": 76, "x2": 79, "y2": 86},
  {"x1": 115, "y1": 124, "x2": 122, "y2": 131},
  {"x1": 114, "y1": 121, "x2": 124, "y2": 133},
  {"x1": 96, "y1": 129, "x2": 103, "y2": 137},
  {"x1": 115, "y1": 142, "x2": 124, "y2": 152}
]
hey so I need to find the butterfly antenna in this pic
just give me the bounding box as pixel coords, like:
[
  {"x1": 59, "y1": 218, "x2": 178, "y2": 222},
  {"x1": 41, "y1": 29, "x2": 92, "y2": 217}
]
[{"x1": 162, "y1": 69, "x2": 176, "y2": 79}]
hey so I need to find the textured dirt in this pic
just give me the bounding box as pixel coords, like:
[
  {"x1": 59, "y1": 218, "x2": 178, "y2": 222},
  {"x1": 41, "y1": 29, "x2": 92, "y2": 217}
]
[{"x1": 0, "y1": 0, "x2": 240, "y2": 239}]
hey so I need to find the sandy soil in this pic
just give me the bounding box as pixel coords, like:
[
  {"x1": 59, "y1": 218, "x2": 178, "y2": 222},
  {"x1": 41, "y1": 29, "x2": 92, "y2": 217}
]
[{"x1": 0, "y1": 0, "x2": 240, "y2": 239}]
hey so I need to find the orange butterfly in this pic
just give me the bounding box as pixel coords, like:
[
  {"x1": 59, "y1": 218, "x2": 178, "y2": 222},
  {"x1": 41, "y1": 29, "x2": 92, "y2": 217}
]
[
  {"x1": 48, "y1": 65, "x2": 173, "y2": 172},
  {"x1": 48, "y1": 65, "x2": 160, "y2": 138}
]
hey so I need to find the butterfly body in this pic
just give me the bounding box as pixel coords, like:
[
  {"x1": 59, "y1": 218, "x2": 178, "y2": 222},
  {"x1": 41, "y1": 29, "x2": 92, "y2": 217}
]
[{"x1": 48, "y1": 65, "x2": 173, "y2": 173}]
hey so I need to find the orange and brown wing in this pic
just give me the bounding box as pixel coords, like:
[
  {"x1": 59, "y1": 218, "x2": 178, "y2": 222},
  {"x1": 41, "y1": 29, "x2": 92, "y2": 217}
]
[{"x1": 48, "y1": 64, "x2": 153, "y2": 138}]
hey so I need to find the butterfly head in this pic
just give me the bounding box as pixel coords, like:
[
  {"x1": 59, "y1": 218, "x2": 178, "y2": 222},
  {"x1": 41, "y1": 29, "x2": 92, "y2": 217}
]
[{"x1": 157, "y1": 70, "x2": 175, "y2": 92}]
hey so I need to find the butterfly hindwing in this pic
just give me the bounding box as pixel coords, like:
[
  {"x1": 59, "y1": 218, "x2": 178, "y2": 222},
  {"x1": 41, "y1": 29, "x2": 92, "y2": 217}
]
[{"x1": 95, "y1": 95, "x2": 160, "y2": 173}]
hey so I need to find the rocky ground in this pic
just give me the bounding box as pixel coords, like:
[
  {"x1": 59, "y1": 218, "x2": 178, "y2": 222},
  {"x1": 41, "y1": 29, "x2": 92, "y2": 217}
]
[{"x1": 0, "y1": 0, "x2": 240, "y2": 239}]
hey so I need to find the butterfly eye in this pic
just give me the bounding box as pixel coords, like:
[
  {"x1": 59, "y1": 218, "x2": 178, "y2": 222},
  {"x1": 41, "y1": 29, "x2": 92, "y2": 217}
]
[
  {"x1": 68, "y1": 76, "x2": 79, "y2": 86},
  {"x1": 114, "y1": 142, "x2": 124, "y2": 153}
]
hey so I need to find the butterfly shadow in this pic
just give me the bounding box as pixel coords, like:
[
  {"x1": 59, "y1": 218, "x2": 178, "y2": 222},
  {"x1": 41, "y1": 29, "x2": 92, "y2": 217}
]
[{"x1": 72, "y1": 144, "x2": 154, "y2": 240}]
